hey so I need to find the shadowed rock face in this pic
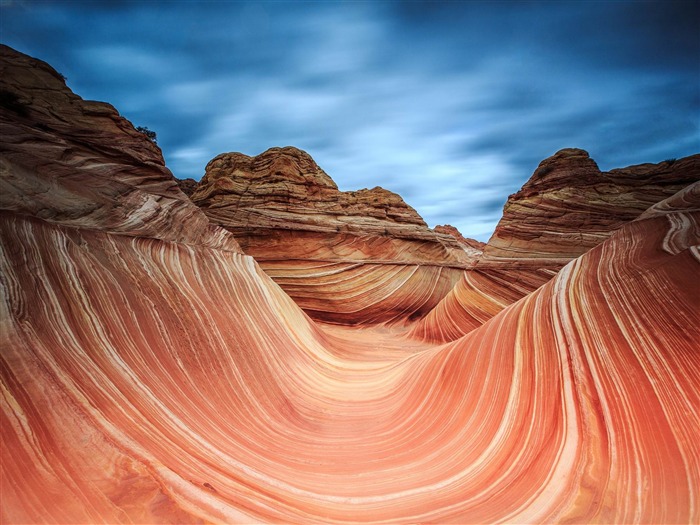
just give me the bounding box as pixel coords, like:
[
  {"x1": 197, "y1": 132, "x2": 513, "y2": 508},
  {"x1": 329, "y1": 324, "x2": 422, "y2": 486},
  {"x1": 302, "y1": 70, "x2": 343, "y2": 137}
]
[
  {"x1": 411, "y1": 148, "x2": 700, "y2": 342},
  {"x1": 0, "y1": 45, "x2": 239, "y2": 253},
  {"x1": 176, "y1": 177, "x2": 199, "y2": 197},
  {"x1": 2, "y1": 45, "x2": 699, "y2": 524},
  {"x1": 182, "y1": 147, "x2": 481, "y2": 324}
]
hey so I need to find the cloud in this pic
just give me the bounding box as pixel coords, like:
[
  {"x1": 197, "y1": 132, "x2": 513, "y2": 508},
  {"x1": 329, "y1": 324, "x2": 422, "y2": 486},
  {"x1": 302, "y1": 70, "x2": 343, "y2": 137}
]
[{"x1": 1, "y1": 0, "x2": 698, "y2": 241}]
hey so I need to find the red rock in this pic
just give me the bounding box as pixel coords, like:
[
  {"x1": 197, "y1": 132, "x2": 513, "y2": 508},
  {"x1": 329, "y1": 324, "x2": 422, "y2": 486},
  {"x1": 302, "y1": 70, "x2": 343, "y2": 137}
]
[
  {"x1": 0, "y1": 44, "x2": 239, "y2": 252},
  {"x1": 176, "y1": 177, "x2": 199, "y2": 197},
  {"x1": 433, "y1": 224, "x2": 485, "y2": 253},
  {"x1": 411, "y1": 148, "x2": 700, "y2": 342},
  {"x1": 485, "y1": 148, "x2": 699, "y2": 261},
  {"x1": 1, "y1": 45, "x2": 699, "y2": 524},
  {"x1": 186, "y1": 147, "x2": 478, "y2": 324}
]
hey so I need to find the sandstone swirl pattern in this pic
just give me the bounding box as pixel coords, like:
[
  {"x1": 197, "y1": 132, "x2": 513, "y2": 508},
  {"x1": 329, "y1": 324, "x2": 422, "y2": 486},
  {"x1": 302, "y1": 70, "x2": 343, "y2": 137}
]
[
  {"x1": 184, "y1": 146, "x2": 480, "y2": 324},
  {"x1": 2, "y1": 45, "x2": 699, "y2": 524},
  {"x1": 411, "y1": 148, "x2": 700, "y2": 342}
]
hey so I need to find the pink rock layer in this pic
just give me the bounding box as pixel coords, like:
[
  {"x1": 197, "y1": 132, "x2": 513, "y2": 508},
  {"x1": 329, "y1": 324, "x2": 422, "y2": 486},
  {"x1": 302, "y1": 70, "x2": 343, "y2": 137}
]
[{"x1": 2, "y1": 45, "x2": 699, "y2": 524}]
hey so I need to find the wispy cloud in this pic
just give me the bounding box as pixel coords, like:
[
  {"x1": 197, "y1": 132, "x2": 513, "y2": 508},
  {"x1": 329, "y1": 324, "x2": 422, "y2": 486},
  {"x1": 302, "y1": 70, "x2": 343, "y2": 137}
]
[{"x1": 2, "y1": 0, "x2": 698, "y2": 240}]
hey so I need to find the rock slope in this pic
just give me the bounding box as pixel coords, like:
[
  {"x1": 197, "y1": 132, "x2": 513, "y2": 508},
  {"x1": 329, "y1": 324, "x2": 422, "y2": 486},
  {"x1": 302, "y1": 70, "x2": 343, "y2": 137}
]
[
  {"x1": 0, "y1": 45, "x2": 238, "y2": 253},
  {"x1": 183, "y1": 147, "x2": 479, "y2": 324},
  {"x1": 411, "y1": 148, "x2": 700, "y2": 342},
  {"x1": 485, "y1": 148, "x2": 699, "y2": 261},
  {"x1": 2, "y1": 45, "x2": 699, "y2": 524}
]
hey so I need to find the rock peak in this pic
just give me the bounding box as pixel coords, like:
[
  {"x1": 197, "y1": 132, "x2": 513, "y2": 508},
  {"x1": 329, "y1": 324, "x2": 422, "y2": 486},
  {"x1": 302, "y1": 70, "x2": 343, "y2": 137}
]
[
  {"x1": 552, "y1": 147, "x2": 590, "y2": 158},
  {"x1": 0, "y1": 43, "x2": 239, "y2": 251},
  {"x1": 529, "y1": 148, "x2": 600, "y2": 186},
  {"x1": 0, "y1": 44, "x2": 67, "y2": 86},
  {"x1": 485, "y1": 151, "x2": 699, "y2": 260},
  {"x1": 194, "y1": 146, "x2": 435, "y2": 233},
  {"x1": 433, "y1": 224, "x2": 486, "y2": 252},
  {"x1": 204, "y1": 146, "x2": 338, "y2": 190},
  {"x1": 261, "y1": 145, "x2": 316, "y2": 158}
]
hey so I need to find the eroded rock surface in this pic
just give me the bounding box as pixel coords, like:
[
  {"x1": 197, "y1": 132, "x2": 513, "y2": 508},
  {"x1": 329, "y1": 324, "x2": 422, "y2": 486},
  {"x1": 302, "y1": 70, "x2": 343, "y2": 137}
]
[
  {"x1": 184, "y1": 147, "x2": 480, "y2": 324},
  {"x1": 0, "y1": 45, "x2": 239, "y2": 252},
  {"x1": 485, "y1": 148, "x2": 699, "y2": 261},
  {"x1": 2, "y1": 45, "x2": 699, "y2": 525},
  {"x1": 434, "y1": 224, "x2": 486, "y2": 254},
  {"x1": 411, "y1": 148, "x2": 700, "y2": 341}
]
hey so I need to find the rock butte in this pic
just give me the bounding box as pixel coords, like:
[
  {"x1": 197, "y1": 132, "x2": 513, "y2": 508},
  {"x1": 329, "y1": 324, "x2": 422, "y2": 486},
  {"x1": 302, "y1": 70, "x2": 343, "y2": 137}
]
[
  {"x1": 184, "y1": 147, "x2": 481, "y2": 324},
  {"x1": 1, "y1": 45, "x2": 699, "y2": 524}
]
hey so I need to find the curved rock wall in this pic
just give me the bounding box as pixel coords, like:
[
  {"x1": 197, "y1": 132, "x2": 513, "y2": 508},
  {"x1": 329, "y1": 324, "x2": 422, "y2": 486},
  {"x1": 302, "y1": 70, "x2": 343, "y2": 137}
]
[
  {"x1": 411, "y1": 148, "x2": 700, "y2": 342},
  {"x1": 184, "y1": 146, "x2": 479, "y2": 324},
  {"x1": 1, "y1": 45, "x2": 699, "y2": 524}
]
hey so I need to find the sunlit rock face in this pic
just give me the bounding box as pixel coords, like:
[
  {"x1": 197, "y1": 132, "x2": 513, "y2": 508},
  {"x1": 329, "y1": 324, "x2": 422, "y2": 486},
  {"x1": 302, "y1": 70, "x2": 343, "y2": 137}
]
[
  {"x1": 183, "y1": 147, "x2": 480, "y2": 324},
  {"x1": 433, "y1": 223, "x2": 486, "y2": 254},
  {"x1": 409, "y1": 265, "x2": 557, "y2": 342},
  {"x1": 2, "y1": 45, "x2": 700, "y2": 524},
  {"x1": 425, "y1": 182, "x2": 700, "y2": 524},
  {"x1": 411, "y1": 148, "x2": 700, "y2": 342}
]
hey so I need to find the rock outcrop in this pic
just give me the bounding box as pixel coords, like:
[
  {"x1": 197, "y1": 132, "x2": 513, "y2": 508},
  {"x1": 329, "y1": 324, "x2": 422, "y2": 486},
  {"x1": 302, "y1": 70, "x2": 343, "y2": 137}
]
[
  {"x1": 2, "y1": 45, "x2": 699, "y2": 524},
  {"x1": 0, "y1": 44, "x2": 239, "y2": 253},
  {"x1": 484, "y1": 148, "x2": 699, "y2": 261},
  {"x1": 176, "y1": 177, "x2": 198, "y2": 197},
  {"x1": 411, "y1": 148, "x2": 700, "y2": 342},
  {"x1": 183, "y1": 147, "x2": 480, "y2": 324},
  {"x1": 433, "y1": 224, "x2": 486, "y2": 254}
]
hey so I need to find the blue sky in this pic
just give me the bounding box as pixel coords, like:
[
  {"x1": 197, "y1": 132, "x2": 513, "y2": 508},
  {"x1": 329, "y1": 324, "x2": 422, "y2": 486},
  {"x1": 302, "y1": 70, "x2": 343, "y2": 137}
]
[{"x1": 2, "y1": 0, "x2": 698, "y2": 241}]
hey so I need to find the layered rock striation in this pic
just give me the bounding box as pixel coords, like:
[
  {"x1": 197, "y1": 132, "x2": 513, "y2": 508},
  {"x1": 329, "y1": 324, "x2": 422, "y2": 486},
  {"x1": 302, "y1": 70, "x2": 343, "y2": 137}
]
[
  {"x1": 2, "y1": 45, "x2": 699, "y2": 524},
  {"x1": 411, "y1": 148, "x2": 700, "y2": 342},
  {"x1": 183, "y1": 147, "x2": 480, "y2": 324},
  {"x1": 433, "y1": 223, "x2": 486, "y2": 254},
  {"x1": 0, "y1": 45, "x2": 238, "y2": 253},
  {"x1": 485, "y1": 147, "x2": 699, "y2": 261}
]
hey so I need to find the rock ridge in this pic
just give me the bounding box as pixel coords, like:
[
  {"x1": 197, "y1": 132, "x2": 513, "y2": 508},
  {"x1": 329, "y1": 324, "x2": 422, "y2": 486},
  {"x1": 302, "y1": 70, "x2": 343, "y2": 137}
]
[
  {"x1": 410, "y1": 148, "x2": 700, "y2": 341},
  {"x1": 0, "y1": 44, "x2": 240, "y2": 252},
  {"x1": 484, "y1": 148, "x2": 700, "y2": 261},
  {"x1": 190, "y1": 146, "x2": 447, "y2": 241},
  {"x1": 179, "y1": 146, "x2": 482, "y2": 324}
]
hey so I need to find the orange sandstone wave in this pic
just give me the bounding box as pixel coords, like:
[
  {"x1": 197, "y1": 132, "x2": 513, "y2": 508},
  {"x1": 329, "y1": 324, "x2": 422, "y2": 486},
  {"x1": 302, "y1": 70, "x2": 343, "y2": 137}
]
[
  {"x1": 1, "y1": 44, "x2": 699, "y2": 524},
  {"x1": 411, "y1": 149, "x2": 700, "y2": 342},
  {"x1": 408, "y1": 266, "x2": 556, "y2": 342},
  {"x1": 259, "y1": 258, "x2": 464, "y2": 325},
  {"x1": 2, "y1": 184, "x2": 698, "y2": 524}
]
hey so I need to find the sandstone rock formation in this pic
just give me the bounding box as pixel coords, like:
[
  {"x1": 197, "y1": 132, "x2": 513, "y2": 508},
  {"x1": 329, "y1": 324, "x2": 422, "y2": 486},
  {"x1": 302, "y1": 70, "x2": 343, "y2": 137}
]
[
  {"x1": 182, "y1": 147, "x2": 480, "y2": 324},
  {"x1": 411, "y1": 148, "x2": 700, "y2": 342},
  {"x1": 0, "y1": 45, "x2": 238, "y2": 253},
  {"x1": 485, "y1": 148, "x2": 699, "y2": 261},
  {"x1": 2, "y1": 45, "x2": 699, "y2": 524},
  {"x1": 176, "y1": 176, "x2": 198, "y2": 197},
  {"x1": 433, "y1": 223, "x2": 486, "y2": 254}
]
